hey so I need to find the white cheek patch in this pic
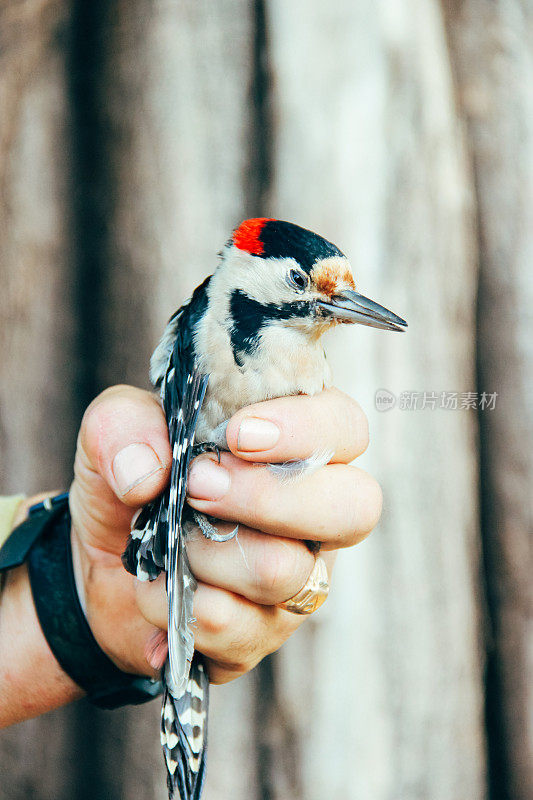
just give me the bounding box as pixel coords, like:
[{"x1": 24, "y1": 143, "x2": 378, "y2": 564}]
[{"x1": 216, "y1": 248, "x2": 304, "y2": 307}]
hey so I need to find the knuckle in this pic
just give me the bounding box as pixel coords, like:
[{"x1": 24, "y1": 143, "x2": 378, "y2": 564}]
[
  {"x1": 210, "y1": 620, "x2": 268, "y2": 673},
  {"x1": 265, "y1": 611, "x2": 301, "y2": 650},
  {"x1": 198, "y1": 592, "x2": 236, "y2": 637},
  {"x1": 239, "y1": 621, "x2": 287, "y2": 665},
  {"x1": 253, "y1": 546, "x2": 285, "y2": 595},
  {"x1": 215, "y1": 652, "x2": 260, "y2": 676},
  {"x1": 203, "y1": 606, "x2": 296, "y2": 676},
  {"x1": 253, "y1": 539, "x2": 311, "y2": 603}
]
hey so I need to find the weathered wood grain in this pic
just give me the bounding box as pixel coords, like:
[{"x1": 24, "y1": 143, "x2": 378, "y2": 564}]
[
  {"x1": 443, "y1": 2, "x2": 533, "y2": 798},
  {"x1": 70, "y1": 2, "x2": 258, "y2": 798},
  {"x1": 1, "y1": 1, "x2": 530, "y2": 798},
  {"x1": 0, "y1": 2, "x2": 82, "y2": 799},
  {"x1": 266, "y1": 2, "x2": 485, "y2": 798},
  {"x1": 0, "y1": 0, "x2": 77, "y2": 495}
]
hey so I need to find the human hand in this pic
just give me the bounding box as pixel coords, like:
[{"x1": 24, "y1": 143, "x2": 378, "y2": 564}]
[{"x1": 80, "y1": 385, "x2": 381, "y2": 683}]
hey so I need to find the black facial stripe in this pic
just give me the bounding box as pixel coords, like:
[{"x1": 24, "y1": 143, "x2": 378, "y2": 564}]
[
  {"x1": 258, "y1": 220, "x2": 344, "y2": 273},
  {"x1": 229, "y1": 289, "x2": 312, "y2": 366}
]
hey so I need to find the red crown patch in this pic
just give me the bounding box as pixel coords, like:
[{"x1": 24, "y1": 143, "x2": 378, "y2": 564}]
[{"x1": 232, "y1": 218, "x2": 273, "y2": 255}]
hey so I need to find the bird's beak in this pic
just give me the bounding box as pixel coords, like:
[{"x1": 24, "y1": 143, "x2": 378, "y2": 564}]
[{"x1": 317, "y1": 290, "x2": 407, "y2": 332}]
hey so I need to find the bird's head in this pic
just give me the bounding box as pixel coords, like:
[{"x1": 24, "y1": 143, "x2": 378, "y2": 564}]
[{"x1": 217, "y1": 219, "x2": 407, "y2": 343}]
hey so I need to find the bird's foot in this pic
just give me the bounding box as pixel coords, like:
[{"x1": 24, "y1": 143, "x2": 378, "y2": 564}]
[{"x1": 193, "y1": 512, "x2": 239, "y2": 542}]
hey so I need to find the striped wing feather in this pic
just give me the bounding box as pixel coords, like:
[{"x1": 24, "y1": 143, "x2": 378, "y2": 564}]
[{"x1": 122, "y1": 279, "x2": 212, "y2": 800}]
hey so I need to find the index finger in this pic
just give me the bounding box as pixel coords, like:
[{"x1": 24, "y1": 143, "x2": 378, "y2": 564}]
[{"x1": 225, "y1": 388, "x2": 369, "y2": 465}]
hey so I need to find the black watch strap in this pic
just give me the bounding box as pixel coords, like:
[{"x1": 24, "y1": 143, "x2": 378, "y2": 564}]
[
  {"x1": 0, "y1": 495, "x2": 69, "y2": 572},
  {"x1": 0, "y1": 493, "x2": 162, "y2": 709}
]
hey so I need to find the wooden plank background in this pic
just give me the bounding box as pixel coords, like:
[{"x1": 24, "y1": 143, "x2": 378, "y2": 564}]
[{"x1": 0, "y1": 1, "x2": 531, "y2": 799}]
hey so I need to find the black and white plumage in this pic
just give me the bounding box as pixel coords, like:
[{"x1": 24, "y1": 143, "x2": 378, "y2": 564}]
[{"x1": 122, "y1": 219, "x2": 407, "y2": 800}]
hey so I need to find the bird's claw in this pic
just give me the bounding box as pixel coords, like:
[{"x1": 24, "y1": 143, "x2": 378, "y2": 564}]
[{"x1": 193, "y1": 512, "x2": 239, "y2": 542}]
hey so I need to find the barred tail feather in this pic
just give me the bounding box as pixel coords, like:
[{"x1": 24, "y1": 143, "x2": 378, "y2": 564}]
[{"x1": 161, "y1": 656, "x2": 209, "y2": 800}]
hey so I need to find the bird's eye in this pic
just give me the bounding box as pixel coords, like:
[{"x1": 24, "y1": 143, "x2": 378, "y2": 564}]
[{"x1": 288, "y1": 269, "x2": 308, "y2": 291}]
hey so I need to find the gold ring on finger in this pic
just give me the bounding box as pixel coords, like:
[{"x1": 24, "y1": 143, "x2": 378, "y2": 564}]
[{"x1": 277, "y1": 555, "x2": 329, "y2": 615}]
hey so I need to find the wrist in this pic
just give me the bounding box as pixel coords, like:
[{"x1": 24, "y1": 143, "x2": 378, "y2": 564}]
[
  {"x1": 0, "y1": 561, "x2": 82, "y2": 728},
  {"x1": 0, "y1": 492, "x2": 161, "y2": 722}
]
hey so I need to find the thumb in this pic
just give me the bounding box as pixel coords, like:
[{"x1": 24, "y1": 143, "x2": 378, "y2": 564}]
[{"x1": 70, "y1": 385, "x2": 171, "y2": 554}]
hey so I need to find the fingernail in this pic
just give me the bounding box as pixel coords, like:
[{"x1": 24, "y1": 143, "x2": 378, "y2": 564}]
[
  {"x1": 237, "y1": 418, "x2": 280, "y2": 452},
  {"x1": 188, "y1": 458, "x2": 230, "y2": 501},
  {"x1": 113, "y1": 443, "x2": 162, "y2": 496}
]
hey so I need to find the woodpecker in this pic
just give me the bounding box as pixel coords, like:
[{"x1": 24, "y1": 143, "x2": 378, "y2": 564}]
[{"x1": 122, "y1": 218, "x2": 407, "y2": 800}]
